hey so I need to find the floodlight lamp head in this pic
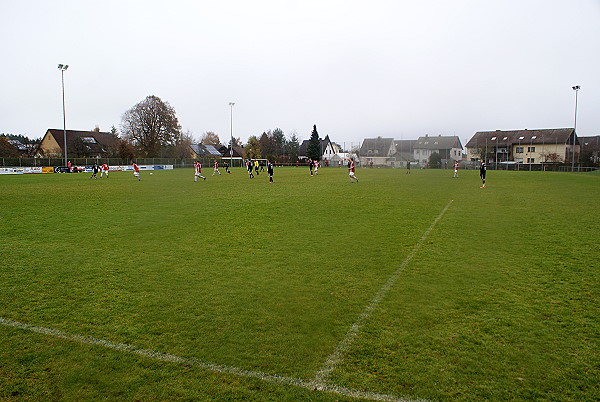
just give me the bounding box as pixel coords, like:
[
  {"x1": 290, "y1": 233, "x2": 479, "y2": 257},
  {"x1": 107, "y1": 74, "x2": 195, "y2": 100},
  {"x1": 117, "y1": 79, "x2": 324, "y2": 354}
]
[
  {"x1": 572, "y1": 85, "x2": 580, "y2": 91},
  {"x1": 229, "y1": 102, "x2": 235, "y2": 106},
  {"x1": 64, "y1": 65, "x2": 69, "y2": 70},
  {"x1": 58, "y1": 64, "x2": 63, "y2": 69}
]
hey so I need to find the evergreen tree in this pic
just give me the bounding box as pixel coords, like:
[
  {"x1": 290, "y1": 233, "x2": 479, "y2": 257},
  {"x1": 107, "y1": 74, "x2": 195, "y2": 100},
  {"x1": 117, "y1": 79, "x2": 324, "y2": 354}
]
[
  {"x1": 307, "y1": 125, "x2": 321, "y2": 161},
  {"x1": 428, "y1": 152, "x2": 442, "y2": 168},
  {"x1": 286, "y1": 132, "x2": 300, "y2": 162},
  {"x1": 272, "y1": 128, "x2": 286, "y2": 160}
]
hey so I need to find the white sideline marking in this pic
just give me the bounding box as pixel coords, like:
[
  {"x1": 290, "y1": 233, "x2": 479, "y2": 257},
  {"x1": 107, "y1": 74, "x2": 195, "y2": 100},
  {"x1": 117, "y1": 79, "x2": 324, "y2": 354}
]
[
  {"x1": 0, "y1": 201, "x2": 451, "y2": 401},
  {"x1": 314, "y1": 200, "x2": 454, "y2": 384},
  {"x1": 0, "y1": 317, "x2": 415, "y2": 401}
]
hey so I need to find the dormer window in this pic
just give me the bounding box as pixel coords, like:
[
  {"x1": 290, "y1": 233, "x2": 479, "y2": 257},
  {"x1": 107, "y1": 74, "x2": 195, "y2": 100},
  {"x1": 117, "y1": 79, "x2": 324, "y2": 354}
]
[{"x1": 82, "y1": 137, "x2": 97, "y2": 144}]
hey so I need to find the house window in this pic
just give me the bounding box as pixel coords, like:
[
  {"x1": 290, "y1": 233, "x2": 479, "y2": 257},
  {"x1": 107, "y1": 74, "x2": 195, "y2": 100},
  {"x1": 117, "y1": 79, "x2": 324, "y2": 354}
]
[
  {"x1": 528, "y1": 146, "x2": 536, "y2": 152},
  {"x1": 527, "y1": 158, "x2": 535, "y2": 163},
  {"x1": 516, "y1": 147, "x2": 524, "y2": 153},
  {"x1": 82, "y1": 137, "x2": 97, "y2": 144}
]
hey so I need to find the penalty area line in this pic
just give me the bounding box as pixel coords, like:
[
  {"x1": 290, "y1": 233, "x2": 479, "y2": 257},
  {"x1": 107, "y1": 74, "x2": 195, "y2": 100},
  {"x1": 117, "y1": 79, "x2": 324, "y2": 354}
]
[
  {"x1": 314, "y1": 199, "x2": 454, "y2": 384},
  {"x1": 0, "y1": 316, "x2": 413, "y2": 401}
]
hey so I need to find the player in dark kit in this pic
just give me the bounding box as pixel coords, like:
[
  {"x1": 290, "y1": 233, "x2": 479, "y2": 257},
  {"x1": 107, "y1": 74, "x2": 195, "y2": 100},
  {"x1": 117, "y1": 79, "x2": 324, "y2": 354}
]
[
  {"x1": 247, "y1": 160, "x2": 254, "y2": 178},
  {"x1": 224, "y1": 162, "x2": 232, "y2": 174},
  {"x1": 90, "y1": 163, "x2": 99, "y2": 179},
  {"x1": 480, "y1": 159, "x2": 487, "y2": 188},
  {"x1": 267, "y1": 161, "x2": 274, "y2": 183}
]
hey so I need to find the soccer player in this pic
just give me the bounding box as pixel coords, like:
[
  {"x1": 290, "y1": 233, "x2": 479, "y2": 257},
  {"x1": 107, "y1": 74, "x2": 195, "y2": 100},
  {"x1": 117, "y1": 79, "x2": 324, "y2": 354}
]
[
  {"x1": 212, "y1": 160, "x2": 221, "y2": 176},
  {"x1": 194, "y1": 161, "x2": 206, "y2": 182},
  {"x1": 267, "y1": 161, "x2": 274, "y2": 183},
  {"x1": 100, "y1": 162, "x2": 109, "y2": 178},
  {"x1": 308, "y1": 159, "x2": 314, "y2": 176},
  {"x1": 247, "y1": 159, "x2": 254, "y2": 178},
  {"x1": 480, "y1": 159, "x2": 487, "y2": 188},
  {"x1": 453, "y1": 160, "x2": 459, "y2": 178},
  {"x1": 254, "y1": 159, "x2": 259, "y2": 175},
  {"x1": 224, "y1": 161, "x2": 232, "y2": 174},
  {"x1": 406, "y1": 160, "x2": 411, "y2": 174},
  {"x1": 90, "y1": 163, "x2": 99, "y2": 179},
  {"x1": 132, "y1": 161, "x2": 141, "y2": 181},
  {"x1": 314, "y1": 160, "x2": 320, "y2": 175},
  {"x1": 348, "y1": 158, "x2": 359, "y2": 183}
]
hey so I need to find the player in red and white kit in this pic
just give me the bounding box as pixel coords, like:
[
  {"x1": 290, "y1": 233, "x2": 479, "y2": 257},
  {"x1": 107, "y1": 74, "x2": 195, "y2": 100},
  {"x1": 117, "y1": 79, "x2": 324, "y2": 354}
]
[
  {"x1": 348, "y1": 158, "x2": 359, "y2": 183},
  {"x1": 212, "y1": 160, "x2": 221, "y2": 176},
  {"x1": 194, "y1": 161, "x2": 206, "y2": 182},
  {"x1": 132, "y1": 162, "x2": 140, "y2": 181},
  {"x1": 100, "y1": 163, "x2": 109, "y2": 178},
  {"x1": 453, "y1": 160, "x2": 459, "y2": 178}
]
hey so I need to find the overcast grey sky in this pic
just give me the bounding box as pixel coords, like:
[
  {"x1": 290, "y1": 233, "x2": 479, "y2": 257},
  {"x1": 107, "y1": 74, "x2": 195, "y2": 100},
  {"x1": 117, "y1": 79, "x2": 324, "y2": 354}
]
[{"x1": 1, "y1": 0, "x2": 599, "y2": 148}]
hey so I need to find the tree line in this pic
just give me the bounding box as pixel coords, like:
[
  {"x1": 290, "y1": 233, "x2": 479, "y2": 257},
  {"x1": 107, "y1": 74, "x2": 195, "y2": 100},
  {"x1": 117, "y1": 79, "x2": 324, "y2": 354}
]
[
  {"x1": 1, "y1": 95, "x2": 311, "y2": 161},
  {"x1": 119, "y1": 95, "x2": 307, "y2": 162}
]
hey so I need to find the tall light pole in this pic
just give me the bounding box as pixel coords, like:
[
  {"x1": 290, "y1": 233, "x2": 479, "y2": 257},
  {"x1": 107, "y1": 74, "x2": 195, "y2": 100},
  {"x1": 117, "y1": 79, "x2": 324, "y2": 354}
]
[
  {"x1": 229, "y1": 102, "x2": 235, "y2": 167},
  {"x1": 571, "y1": 85, "x2": 580, "y2": 172},
  {"x1": 58, "y1": 64, "x2": 69, "y2": 167}
]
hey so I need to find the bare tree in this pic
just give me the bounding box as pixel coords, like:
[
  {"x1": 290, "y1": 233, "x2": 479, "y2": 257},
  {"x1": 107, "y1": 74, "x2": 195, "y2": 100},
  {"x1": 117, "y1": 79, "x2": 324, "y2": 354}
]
[
  {"x1": 0, "y1": 137, "x2": 20, "y2": 157},
  {"x1": 201, "y1": 131, "x2": 221, "y2": 146},
  {"x1": 121, "y1": 95, "x2": 181, "y2": 157},
  {"x1": 172, "y1": 130, "x2": 194, "y2": 159}
]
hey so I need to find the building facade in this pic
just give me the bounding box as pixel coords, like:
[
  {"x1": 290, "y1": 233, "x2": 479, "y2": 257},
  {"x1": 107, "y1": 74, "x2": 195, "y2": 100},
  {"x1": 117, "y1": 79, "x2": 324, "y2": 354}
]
[
  {"x1": 38, "y1": 129, "x2": 117, "y2": 158},
  {"x1": 465, "y1": 128, "x2": 579, "y2": 165},
  {"x1": 413, "y1": 135, "x2": 463, "y2": 165}
]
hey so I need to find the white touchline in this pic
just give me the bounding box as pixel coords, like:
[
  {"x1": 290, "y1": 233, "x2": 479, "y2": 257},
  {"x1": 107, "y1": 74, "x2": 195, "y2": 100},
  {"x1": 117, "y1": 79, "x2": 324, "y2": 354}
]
[
  {"x1": 0, "y1": 200, "x2": 451, "y2": 402},
  {"x1": 0, "y1": 316, "x2": 417, "y2": 401},
  {"x1": 313, "y1": 200, "x2": 454, "y2": 384}
]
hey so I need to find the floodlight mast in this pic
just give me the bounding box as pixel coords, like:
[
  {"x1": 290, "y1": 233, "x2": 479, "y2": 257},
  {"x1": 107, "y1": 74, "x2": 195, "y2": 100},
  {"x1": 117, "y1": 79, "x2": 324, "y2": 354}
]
[
  {"x1": 571, "y1": 85, "x2": 580, "y2": 172},
  {"x1": 58, "y1": 64, "x2": 69, "y2": 167},
  {"x1": 229, "y1": 102, "x2": 235, "y2": 166}
]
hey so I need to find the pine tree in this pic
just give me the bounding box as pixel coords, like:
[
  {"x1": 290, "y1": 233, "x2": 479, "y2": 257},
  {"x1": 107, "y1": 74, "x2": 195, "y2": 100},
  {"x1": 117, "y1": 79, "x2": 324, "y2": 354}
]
[{"x1": 307, "y1": 125, "x2": 321, "y2": 161}]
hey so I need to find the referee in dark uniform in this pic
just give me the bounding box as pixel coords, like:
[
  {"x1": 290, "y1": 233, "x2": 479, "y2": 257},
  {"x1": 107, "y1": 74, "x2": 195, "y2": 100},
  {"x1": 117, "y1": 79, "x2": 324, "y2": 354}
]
[
  {"x1": 480, "y1": 159, "x2": 487, "y2": 188},
  {"x1": 267, "y1": 161, "x2": 274, "y2": 183}
]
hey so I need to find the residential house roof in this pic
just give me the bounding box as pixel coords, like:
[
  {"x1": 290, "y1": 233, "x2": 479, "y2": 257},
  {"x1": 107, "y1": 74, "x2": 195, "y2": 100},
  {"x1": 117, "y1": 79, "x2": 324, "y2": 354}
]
[
  {"x1": 359, "y1": 137, "x2": 395, "y2": 157},
  {"x1": 466, "y1": 128, "x2": 576, "y2": 148},
  {"x1": 190, "y1": 144, "x2": 224, "y2": 157},
  {"x1": 579, "y1": 136, "x2": 600, "y2": 150},
  {"x1": 44, "y1": 129, "x2": 117, "y2": 154},
  {"x1": 218, "y1": 145, "x2": 244, "y2": 158},
  {"x1": 393, "y1": 140, "x2": 417, "y2": 161},
  {"x1": 414, "y1": 135, "x2": 462, "y2": 150}
]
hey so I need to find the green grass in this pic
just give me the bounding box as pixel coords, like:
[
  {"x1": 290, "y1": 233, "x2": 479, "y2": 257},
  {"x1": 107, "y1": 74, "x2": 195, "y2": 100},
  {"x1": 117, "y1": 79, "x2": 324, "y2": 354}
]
[{"x1": 0, "y1": 167, "x2": 598, "y2": 400}]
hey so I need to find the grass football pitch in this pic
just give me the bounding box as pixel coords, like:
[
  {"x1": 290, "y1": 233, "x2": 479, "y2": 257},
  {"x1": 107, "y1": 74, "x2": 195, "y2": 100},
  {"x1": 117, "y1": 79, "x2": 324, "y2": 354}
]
[{"x1": 1, "y1": 167, "x2": 598, "y2": 401}]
